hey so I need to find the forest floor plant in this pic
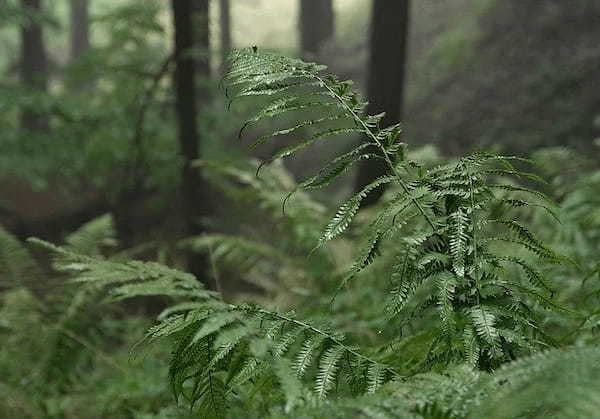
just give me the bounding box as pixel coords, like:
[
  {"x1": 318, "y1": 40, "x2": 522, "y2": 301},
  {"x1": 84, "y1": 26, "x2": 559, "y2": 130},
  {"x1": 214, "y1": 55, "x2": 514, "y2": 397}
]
[{"x1": 3, "y1": 50, "x2": 600, "y2": 418}]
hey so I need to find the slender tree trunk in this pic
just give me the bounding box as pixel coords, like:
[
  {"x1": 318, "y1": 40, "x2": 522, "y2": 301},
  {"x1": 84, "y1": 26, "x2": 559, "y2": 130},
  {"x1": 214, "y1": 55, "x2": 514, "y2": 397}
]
[
  {"x1": 298, "y1": 0, "x2": 334, "y2": 57},
  {"x1": 193, "y1": 0, "x2": 211, "y2": 79},
  {"x1": 172, "y1": 0, "x2": 200, "y2": 228},
  {"x1": 354, "y1": 0, "x2": 410, "y2": 207},
  {"x1": 219, "y1": 0, "x2": 231, "y2": 72},
  {"x1": 69, "y1": 0, "x2": 89, "y2": 61},
  {"x1": 20, "y1": 0, "x2": 49, "y2": 133},
  {"x1": 171, "y1": 0, "x2": 211, "y2": 284}
]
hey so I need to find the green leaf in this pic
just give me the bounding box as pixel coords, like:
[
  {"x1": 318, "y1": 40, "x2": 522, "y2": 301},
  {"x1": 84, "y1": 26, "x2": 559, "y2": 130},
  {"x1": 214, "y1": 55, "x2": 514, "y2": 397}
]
[
  {"x1": 470, "y1": 305, "x2": 502, "y2": 358},
  {"x1": 315, "y1": 345, "x2": 346, "y2": 399},
  {"x1": 319, "y1": 176, "x2": 395, "y2": 245}
]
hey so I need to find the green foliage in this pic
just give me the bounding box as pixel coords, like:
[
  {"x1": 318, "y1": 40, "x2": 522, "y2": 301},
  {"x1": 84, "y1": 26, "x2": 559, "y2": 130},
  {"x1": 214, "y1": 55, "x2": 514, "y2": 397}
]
[
  {"x1": 224, "y1": 49, "x2": 570, "y2": 370},
  {"x1": 31, "y1": 237, "x2": 397, "y2": 417},
  {"x1": 3, "y1": 50, "x2": 600, "y2": 418},
  {"x1": 182, "y1": 158, "x2": 334, "y2": 303},
  {"x1": 0, "y1": 226, "x2": 40, "y2": 287},
  {"x1": 0, "y1": 216, "x2": 190, "y2": 418},
  {"x1": 1, "y1": 1, "x2": 241, "y2": 200},
  {"x1": 469, "y1": 346, "x2": 600, "y2": 418}
]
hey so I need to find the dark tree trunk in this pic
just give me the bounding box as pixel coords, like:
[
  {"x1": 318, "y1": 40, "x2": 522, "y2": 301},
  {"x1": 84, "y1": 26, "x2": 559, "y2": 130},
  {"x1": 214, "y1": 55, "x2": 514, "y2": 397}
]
[
  {"x1": 298, "y1": 0, "x2": 334, "y2": 57},
  {"x1": 193, "y1": 0, "x2": 211, "y2": 79},
  {"x1": 171, "y1": 0, "x2": 211, "y2": 284},
  {"x1": 354, "y1": 0, "x2": 410, "y2": 207},
  {"x1": 219, "y1": 0, "x2": 231, "y2": 72},
  {"x1": 20, "y1": 0, "x2": 49, "y2": 133},
  {"x1": 69, "y1": 0, "x2": 89, "y2": 61}
]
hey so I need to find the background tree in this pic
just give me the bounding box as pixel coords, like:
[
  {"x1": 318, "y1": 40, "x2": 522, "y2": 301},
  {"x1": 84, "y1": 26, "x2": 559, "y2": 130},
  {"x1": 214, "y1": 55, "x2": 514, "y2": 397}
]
[
  {"x1": 354, "y1": 0, "x2": 410, "y2": 206},
  {"x1": 19, "y1": 0, "x2": 48, "y2": 133},
  {"x1": 219, "y1": 0, "x2": 231, "y2": 72},
  {"x1": 193, "y1": 0, "x2": 210, "y2": 79},
  {"x1": 405, "y1": 0, "x2": 600, "y2": 156},
  {"x1": 298, "y1": 0, "x2": 334, "y2": 58},
  {"x1": 171, "y1": 0, "x2": 211, "y2": 283},
  {"x1": 69, "y1": 0, "x2": 89, "y2": 61}
]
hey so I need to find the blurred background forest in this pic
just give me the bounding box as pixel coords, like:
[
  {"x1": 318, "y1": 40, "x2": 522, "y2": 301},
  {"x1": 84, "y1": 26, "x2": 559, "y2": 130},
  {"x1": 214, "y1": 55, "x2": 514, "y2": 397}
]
[
  {"x1": 1, "y1": 0, "x2": 600, "y2": 418},
  {"x1": 2, "y1": 0, "x2": 599, "y2": 248}
]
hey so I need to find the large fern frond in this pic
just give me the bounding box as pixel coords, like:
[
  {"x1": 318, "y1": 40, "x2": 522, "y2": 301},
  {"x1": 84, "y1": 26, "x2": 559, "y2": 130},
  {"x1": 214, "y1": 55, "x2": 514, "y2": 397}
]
[
  {"x1": 31, "y1": 240, "x2": 398, "y2": 414},
  {"x1": 468, "y1": 345, "x2": 600, "y2": 418},
  {"x1": 225, "y1": 49, "x2": 569, "y2": 370}
]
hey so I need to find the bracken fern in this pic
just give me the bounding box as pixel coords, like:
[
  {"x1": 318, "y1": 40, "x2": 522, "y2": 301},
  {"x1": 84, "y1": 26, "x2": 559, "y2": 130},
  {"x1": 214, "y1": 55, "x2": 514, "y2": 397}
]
[
  {"x1": 31, "y1": 236, "x2": 396, "y2": 417},
  {"x1": 12, "y1": 50, "x2": 599, "y2": 418},
  {"x1": 224, "y1": 48, "x2": 571, "y2": 370}
]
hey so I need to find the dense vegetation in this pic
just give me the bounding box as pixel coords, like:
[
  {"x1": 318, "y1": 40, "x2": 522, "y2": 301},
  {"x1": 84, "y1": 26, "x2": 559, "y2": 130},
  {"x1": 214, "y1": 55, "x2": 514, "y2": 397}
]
[
  {"x1": 2, "y1": 48, "x2": 600, "y2": 418},
  {"x1": 2, "y1": 1, "x2": 600, "y2": 418}
]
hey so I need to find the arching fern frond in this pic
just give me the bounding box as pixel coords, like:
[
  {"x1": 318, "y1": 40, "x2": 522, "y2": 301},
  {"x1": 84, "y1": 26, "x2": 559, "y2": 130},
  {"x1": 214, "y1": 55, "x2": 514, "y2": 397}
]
[
  {"x1": 226, "y1": 48, "x2": 435, "y2": 232},
  {"x1": 64, "y1": 213, "x2": 117, "y2": 256},
  {"x1": 29, "y1": 238, "x2": 210, "y2": 301},
  {"x1": 30, "y1": 240, "x2": 398, "y2": 415},
  {"x1": 468, "y1": 345, "x2": 600, "y2": 418},
  {"x1": 225, "y1": 49, "x2": 569, "y2": 370}
]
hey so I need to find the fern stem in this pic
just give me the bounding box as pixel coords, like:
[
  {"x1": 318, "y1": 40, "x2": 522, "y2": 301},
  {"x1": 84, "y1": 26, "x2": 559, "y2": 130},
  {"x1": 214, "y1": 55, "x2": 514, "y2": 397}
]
[
  {"x1": 239, "y1": 305, "x2": 400, "y2": 378},
  {"x1": 467, "y1": 164, "x2": 482, "y2": 306},
  {"x1": 310, "y1": 72, "x2": 437, "y2": 231}
]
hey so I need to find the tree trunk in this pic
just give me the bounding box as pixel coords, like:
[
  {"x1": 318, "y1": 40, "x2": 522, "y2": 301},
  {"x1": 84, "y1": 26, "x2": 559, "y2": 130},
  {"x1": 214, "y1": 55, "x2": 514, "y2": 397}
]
[
  {"x1": 354, "y1": 0, "x2": 410, "y2": 207},
  {"x1": 20, "y1": 0, "x2": 49, "y2": 133},
  {"x1": 69, "y1": 0, "x2": 89, "y2": 61},
  {"x1": 219, "y1": 0, "x2": 231, "y2": 72},
  {"x1": 193, "y1": 0, "x2": 211, "y2": 79},
  {"x1": 171, "y1": 0, "x2": 211, "y2": 284},
  {"x1": 298, "y1": 0, "x2": 334, "y2": 58}
]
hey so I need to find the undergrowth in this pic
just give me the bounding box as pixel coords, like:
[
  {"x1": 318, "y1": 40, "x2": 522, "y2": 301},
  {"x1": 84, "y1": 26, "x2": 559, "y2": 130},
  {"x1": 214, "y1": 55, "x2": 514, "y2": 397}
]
[{"x1": 1, "y1": 50, "x2": 600, "y2": 418}]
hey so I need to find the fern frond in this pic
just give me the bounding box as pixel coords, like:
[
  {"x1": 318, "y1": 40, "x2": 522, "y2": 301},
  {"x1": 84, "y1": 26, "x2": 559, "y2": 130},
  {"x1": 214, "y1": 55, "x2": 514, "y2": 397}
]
[
  {"x1": 366, "y1": 363, "x2": 387, "y2": 394},
  {"x1": 435, "y1": 271, "x2": 457, "y2": 336},
  {"x1": 497, "y1": 255, "x2": 554, "y2": 294},
  {"x1": 470, "y1": 305, "x2": 502, "y2": 359},
  {"x1": 0, "y1": 227, "x2": 39, "y2": 287},
  {"x1": 319, "y1": 176, "x2": 395, "y2": 245},
  {"x1": 13, "y1": 49, "x2": 585, "y2": 418},
  {"x1": 315, "y1": 345, "x2": 345, "y2": 399},
  {"x1": 31, "y1": 240, "x2": 398, "y2": 412},
  {"x1": 64, "y1": 214, "x2": 117, "y2": 256},
  {"x1": 296, "y1": 143, "x2": 377, "y2": 191},
  {"x1": 182, "y1": 234, "x2": 290, "y2": 272},
  {"x1": 273, "y1": 327, "x2": 306, "y2": 358},
  {"x1": 274, "y1": 358, "x2": 307, "y2": 413},
  {"x1": 469, "y1": 346, "x2": 600, "y2": 418},
  {"x1": 294, "y1": 336, "x2": 326, "y2": 378},
  {"x1": 449, "y1": 209, "x2": 469, "y2": 277},
  {"x1": 487, "y1": 183, "x2": 553, "y2": 203},
  {"x1": 490, "y1": 219, "x2": 560, "y2": 261},
  {"x1": 263, "y1": 127, "x2": 362, "y2": 165},
  {"x1": 462, "y1": 327, "x2": 480, "y2": 368},
  {"x1": 226, "y1": 48, "x2": 436, "y2": 235},
  {"x1": 28, "y1": 238, "x2": 211, "y2": 301}
]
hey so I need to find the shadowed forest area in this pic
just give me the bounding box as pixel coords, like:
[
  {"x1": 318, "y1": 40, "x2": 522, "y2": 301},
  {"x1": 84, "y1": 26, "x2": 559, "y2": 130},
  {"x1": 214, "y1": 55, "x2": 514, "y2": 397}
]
[{"x1": 1, "y1": 1, "x2": 600, "y2": 418}]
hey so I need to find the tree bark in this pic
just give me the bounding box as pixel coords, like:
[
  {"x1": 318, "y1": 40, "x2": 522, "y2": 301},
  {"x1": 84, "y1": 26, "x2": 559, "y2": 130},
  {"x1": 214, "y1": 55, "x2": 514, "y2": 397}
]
[
  {"x1": 171, "y1": 0, "x2": 211, "y2": 284},
  {"x1": 298, "y1": 0, "x2": 334, "y2": 58},
  {"x1": 69, "y1": 0, "x2": 89, "y2": 61},
  {"x1": 190, "y1": 0, "x2": 210, "y2": 79},
  {"x1": 219, "y1": 0, "x2": 231, "y2": 72},
  {"x1": 20, "y1": 0, "x2": 49, "y2": 133},
  {"x1": 354, "y1": 0, "x2": 410, "y2": 207}
]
